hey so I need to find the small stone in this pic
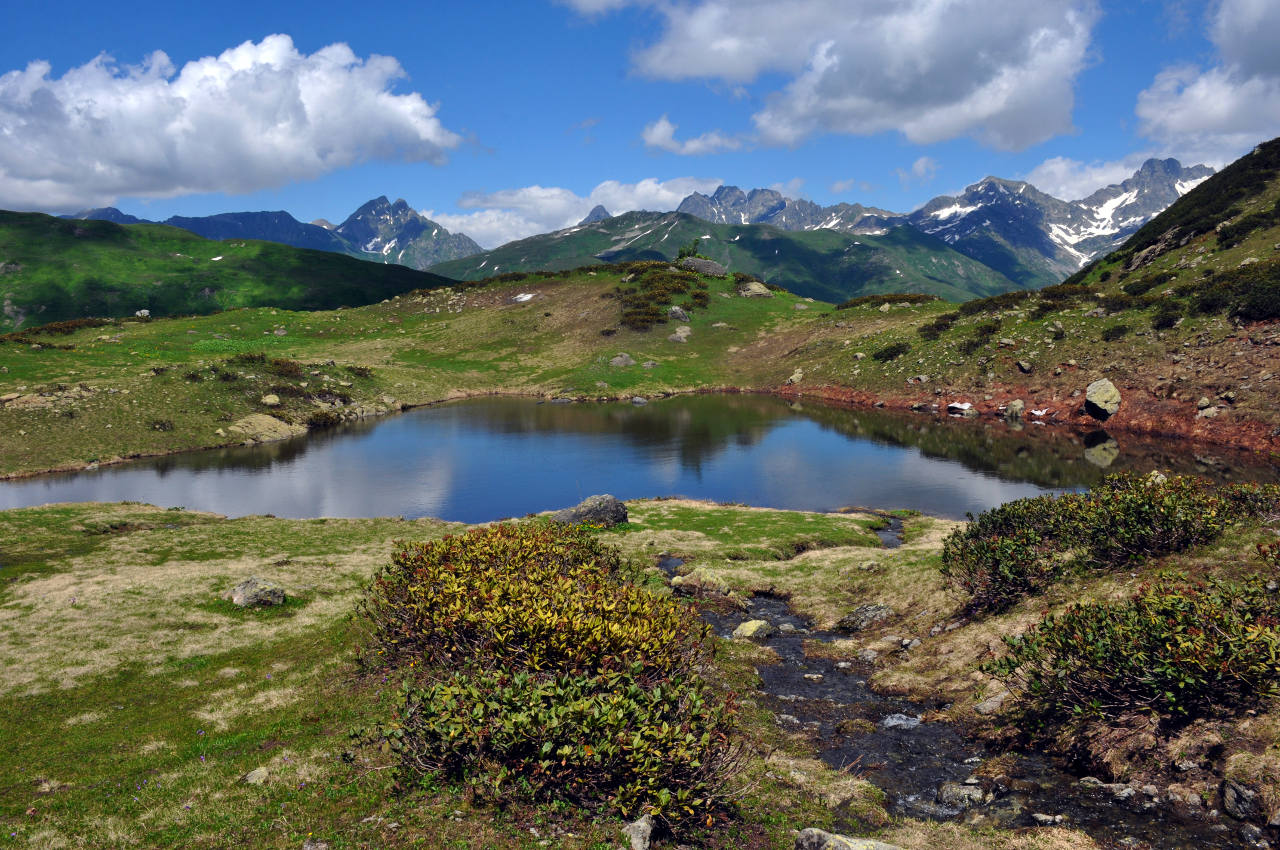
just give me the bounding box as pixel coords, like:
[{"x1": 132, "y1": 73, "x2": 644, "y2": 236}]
[
  {"x1": 938, "y1": 782, "x2": 986, "y2": 810},
  {"x1": 223, "y1": 577, "x2": 286, "y2": 607},
  {"x1": 609, "y1": 353, "x2": 636, "y2": 367},
  {"x1": 621, "y1": 813, "x2": 654, "y2": 850},
  {"x1": 974, "y1": 690, "x2": 1009, "y2": 715},
  {"x1": 242, "y1": 767, "x2": 269, "y2": 785},
  {"x1": 794, "y1": 827, "x2": 904, "y2": 850},
  {"x1": 260, "y1": 394, "x2": 281, "y2": 407},
  {"x1": 1197, "y1": 396, "x2": 1213, "y2": 410},
  {"x1": 1017, "y1": 360, "x2": 1033, "y2": 374},
  {"x1": 732, "y1": 620, "x2": 777, "y2": 641},
  {"x1": 630, "y1": 396, "x2": 648, "y2": 405},
  {"x1": 668, "y1": 305, "x2": 690, "y2": 322},
  {"x1": 1005, "y1": 399, "x2": 1025, "y2": 421},
  {"x1": 793, "y1": 302, "x2": 809, "y2": 310}
]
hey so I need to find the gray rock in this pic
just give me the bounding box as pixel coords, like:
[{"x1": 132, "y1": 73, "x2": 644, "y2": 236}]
[
  {"x1": 835, "y1": 604, "x2": 895, "y2": 633},
  {"x1": 242, "y1": 767, "x2": 269, "y2": 785},
  {"x1": 1084, "y1": 378, "x2": 1121, "y2": 420},
  {"x1": 974, "y1": 689, "x2": 1010, "y2": 715},
  {"x1": 1017, "y1": 360, "x2": 1033, "y2": 374},
  {"x1": 938, "y1": 781, "x2": 987, "y2": 809},
  {"x1": 679, "y1": 256, "x2": 727, "y2": 277},
  {"x1": 631, "y1": 396, "x2": 648, "y2": 405},
  {"x1": 224, "y1": 577, "x2": 286, "y2": 608},
  {"x1": 1005, "y1": 399, "x2": 1025, "y2": 421},
  {"x1": 794, "y1": 828, "x2": 904, "y2": 850},
  {"x1": 737, "y1": 280, "x2": 774, "y2": 298},
  {"x1": 668, "y1": 305, "x2": 691, "y2": 322},
  {"x1": 641, "y1": 361, "x2": 657, "y2": 369},
  {"x1": 1223, "y1": 779, "x2": 1260, "y2": 821},
  {"x1": 551, "y1": 494, "x2": 628, "y2": 527},
  {"x1": 878, "y1": 713, "x2": 921, "y2": 730},
  {"x1": 668, "y1": 325, "x2": 692, "y2": 343},
  {"x1": 260, "y1": 393, "x2": 281, "y2": 407},
  {"x1": 621, "y1": 813, "x2": 653, "y2": 850},
  {"x1": 1197, "y1": 396, "x2": 1213, "y2": 409},
  {"x1": 609, "y1": 353, "x2": 636, "y2": 367}
]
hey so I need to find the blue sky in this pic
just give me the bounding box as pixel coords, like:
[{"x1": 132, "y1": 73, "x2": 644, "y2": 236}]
[{"x1": 2, "y1": 0, "x2": 1278, "y2": 248}]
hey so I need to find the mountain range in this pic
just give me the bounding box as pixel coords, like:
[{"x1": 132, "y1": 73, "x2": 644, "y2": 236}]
[{"x1": 70, "y1": 197, "x2": 481, "y2": 272}]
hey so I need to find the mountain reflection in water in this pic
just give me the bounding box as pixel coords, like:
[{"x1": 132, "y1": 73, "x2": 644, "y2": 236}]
[{"x1": 2, "y1": 395, "x2": 1275, "y2": 523}]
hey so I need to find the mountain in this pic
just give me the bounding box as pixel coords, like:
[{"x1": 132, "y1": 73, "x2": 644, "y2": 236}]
[
  {"x1": 675, "y1": 159, "x2": 1215, "y2": 289},
  {"x1": 69, "y1": 198, "x2": 483, "y2": 273},
  {"x1": 428, "y1": 210, "x2": 1020, "y2": 303},
  {"x1": 578, "y1": 205, "x2": 611, "y2": 225},
  {"x1": 0, "y1": 211, "x2": 456, "y2": 330},
  {"x1": 334, "y1": 196, "x2": 483, "y2": 269}
]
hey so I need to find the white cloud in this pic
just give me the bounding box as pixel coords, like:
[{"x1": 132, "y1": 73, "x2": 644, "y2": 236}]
[
  {"x1": 895, "y1": 156, "x2": 939, "y2": 187},
  {"x1": 427, "y1": 176, "x2": 723, "y2": 249},
  {"x1": 767, "y1": 177, "x2": 806, "y2": 198},
  {"x1": 1135, "y1": 0, "x2": 1280, "y2": 164},
  {"x1": 0, "y1": 34, "x2": 461, "y2": 211},
  {"x1": 1023, "y1": 154, "x2": 1155, "y2": 201},
  {"x1": 642, "y1": 115, "x2": 743, "y2": 155},
  {"x1": 829, "y1": 177, "x2": 876, "y2": 195},
  {"x1": 570, "y1": 0, "x2": 1099, "y2": 151}
]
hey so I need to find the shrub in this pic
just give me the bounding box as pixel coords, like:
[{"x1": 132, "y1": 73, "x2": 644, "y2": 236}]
[
  {"x1": 1100, "y1": 324, "x2": 1130, "y2": 341},
  {"x1": 940, "y1": 474, "x2": 1280, "y2": 613},
  {"x1": 917, "y1": 311, "x2": 959, "y2": 340},
  {"x1": 356, "y1": 523, "x2": 740, "y2": 826},
  {"x1": 1037, "y1": 283, "x2": 1091, "y2": 304},
  {"x1": 871, "y1": 341, "x2": 911, "y2": 362},
  {"x1": 958, "y1": 290, "x2": 1032, "y2": 316},
  {"x1": 1152, "y1": 305, "x2": 1182, "y2": 330},
  {"x1": 986, "y1": 576, "x2": 1280, "y2": 720}
]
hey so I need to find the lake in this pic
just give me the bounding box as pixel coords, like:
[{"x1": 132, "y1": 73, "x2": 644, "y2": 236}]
[{"x1": 2, "y1": 394, "x2": 1275, "y2": 523}]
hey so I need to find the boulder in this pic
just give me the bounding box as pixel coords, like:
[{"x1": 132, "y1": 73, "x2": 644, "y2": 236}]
[
  {"x1": 224, "y1": 577, "x2": 286, "y2": 608},
  {"x1": 1004, "y1": 399, "x2": 1025, "y2": 421},
  {"x1": 1223, "y1": 779, "x2": 1260, "y2": 821},
  {"x1": 226, "y1": 414, "x2": 307, "y2": 444},
  {"x1": 679, "y1": 257, "x2": 727, "y2": 277},
  {"x1": 794, "y1": 828, "x2": 904, "y2": 850},
  {"x1": 1084, "y1": 378, "x2": 1121, "y2": 421},
  {"x1": 241, "y1": 767, "x2": 270, "y2": 785},
  {"x1": 609, "y1": 353, "x2": 636, "y2": 367},
  {"x1": 668, "y1": 305, "x2": 691, "y2": 322},
  {"x1": 737, "y1": 281, "x2": 774, "y2": 298},
  {"x1": 668, "y1": 325, "x2": 692, "y2": 343},
  {"x1": 732, "y1": 619, "x2": 777, "y2": 641},
  {"x1": 1016, "y1": 360, "x2": 1033, "y2": 374},
  {"x1": 551, "y1": 494, "x2": 628, "y2": 527},
  {"x1": 260, "y1": 393, "x2": 281, "y2": 407},
  {"x1": 937, "y1": 781, "x2": 987, "y2": 809},
  {"x1": 835, "y1": 604, "x2": 894, "y2": 633}
]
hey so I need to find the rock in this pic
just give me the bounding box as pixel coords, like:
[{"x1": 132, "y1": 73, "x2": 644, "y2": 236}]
[
  {"x1": 794, "y1": 828, "x2": 904, "y2": 850},
  {"x1": 835, "y1": 604, "x2": 895, "y2": 633},
  {"x1": 938, "y1": 781, "x2": 986, "y2": 809},
  {"x1": 1017, "y1": 360, "x2": 1033, "y2": 374},
  {"x1": 794, "y1": 302, "x2": 809, "y2": 310},
  {"x1": 679, "y1": 257, "x2": 727, "y2": 277},
  {"x1": 1197, "y1": 396, "x2": 1213, "y2": 410},
  {"x1": 1083, "y1": 434, "x2": 1120, "y2": 468},
  {"x1": 737, "y1": 281, "x2": 774, "y2": 298},
  {"x1": 1199, "y1": 405, "x2": 1220, "y2": 419},
  {"x1": 609, "y1": 353, "x2": 636, "y2": 367},
  {"x1": 226, "y1": 414, "x2": 307, "y2": 444},
  {"x1": 1223, "y1": 779, "x2": 1260, "y2": 821},
  {"x1": 260, "y1": 393, "x2": 281, "y2": 407},
  {"x1": 786, "y1": 368, "x2": 805, "y2": 385},
  {"x1": 1084, "y1": 378, "x2": 1121, "y2": 420},
  {"x1": 551, "y1": 494, "x2": 628, "y2": 527},
  {"x1": 641, "y1": 361, "x2": 657, "y2": 369},
  {"x1": 732, "y1": 619, "x2": 777, "y2": 641},
  {"x1": 999, "y1": 338, "x2": 1016, "y2": 347},
  {"x1": 0, "y1": 392, "x2": 19, "y2": 403},
  {"x1": 224, "y1": 577, "x2": 286, "y2": 608},
  {"x1": 668, "y1": 305, "x2": 690, "y2": 322},
  {"x1": 878, "y1": 713, "x2": 921, "y2": 730},
  {"x1": 301, "y1": 841, "x2": 330, "y2": 850},
  {"x1": 621, "y1": 813, "x2": 654, "y2": 850},
  {"x1": 630, "y1": 396, "x2": 648, "y2": 406},
  {"x1": 242, "y1": 767, "x2": 269, "y2": 785},
  {"x1": 1005, "y1": 399, "x2": 1025, "y2": 421},
  {"x1": 668, "y1": 325, "x2": 692, "y2": 343},
  {"x1": 134, "y1": 309, "x2": 150, "y2": 318},
  {"x1": 974, "y1": 689, "x2": 1010, "y2": 715}
]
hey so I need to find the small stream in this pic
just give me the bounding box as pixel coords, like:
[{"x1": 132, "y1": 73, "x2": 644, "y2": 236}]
[{"x1": 659, "y1": 547, "x2": 1264, "y2": 850}]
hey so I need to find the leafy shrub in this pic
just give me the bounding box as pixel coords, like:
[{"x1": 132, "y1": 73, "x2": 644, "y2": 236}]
[
  {"x1": 356, "y1": 523, "x2": 740, "y2": 826},
  {"x1": 347, "y1": 364, "x2": 374, "y2": 378},
  {"x1": 958, "y1": 290, "x2": 1032, "y2": 316},
  {"x1": 971, "y1": 319, "x2": 1002, "y2": 340},
  {"x1": 940, "y1": 474, "x2": 1280, "y2": 613},
  {"x1": 1037, "y1": 283, "x2": 1091, "y2": 304},
  {"x1": 986, "y1": 576, "x2": 1280, "y2": 720},
  {"x1": 1152, "y1": 304, "x2": 1182, "y2": 330},
  {"x1": 1193, "y1": 287, "x2": 1232, "y2": 314},
  {"x1": 871, "y1": 341, "x2": 911, "y2": 362},
  {"x1": 1259, "y1": 542, "x2": 1280, "y2": 569},
  {"x1": 917, "y1": 311, "x2": 959, "y2": 340},
  {"x1": 835, "y1": 293, "x2": 937, "y2": 310},
  {"x1": 957, "y1": 337, "x2": 985, "y2": 356},
  {"x1": 1216, "y1": 198, "x2": 1280, "y2": 249},
  {"x1": 1100, "y1": 324, "x2": 1130, "y2": 341}
]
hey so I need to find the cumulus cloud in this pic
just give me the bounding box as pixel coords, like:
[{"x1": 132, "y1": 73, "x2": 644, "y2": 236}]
[
  {"x1": 568, "y1": 0, "x2": 1099, "y2": 151},
  {"x1": 426, "y1": 176, "x2": 723, "y2": 248},
  {"x1": 642, "y1": 115, "x2": 743, "y2": 155},
  {"x1": 1022, "y1": 153, "x2": 1156, "y2": 201},
  {"x1": 1136, "y1": 0, "x2": 1280, "y2": 164},
  {"x1": 895, "y1": 156, "x2": 939, "y2": 187},
  {"x1": 0, "y1": 34, "x2": 461, "y2": 211}
]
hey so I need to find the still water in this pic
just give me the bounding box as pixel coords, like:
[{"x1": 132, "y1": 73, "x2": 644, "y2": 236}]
[{"x1": 2, "y1": 395, "x2": 1274, "y2": 522}]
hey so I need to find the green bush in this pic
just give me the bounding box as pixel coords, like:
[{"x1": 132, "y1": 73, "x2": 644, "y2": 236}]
[
  {"x1": 940, "y1": 474, "x2": 1280, "y2": 613},
  {"x1": 871, "y1": 341, "x2": 911, "y2": 362},
  {"x1": 1152, "y1": 304, "x2": 1182, "y2": 330},
  {"x1": 986, "y1": 576, "x2": 1280, "y2": 720},
  {"x1": 356, "y1": 523, "x2": 740, "y2": 826},
  {"x1": 1100, "y1": 324, "x2": 1130, "y2": 341}
]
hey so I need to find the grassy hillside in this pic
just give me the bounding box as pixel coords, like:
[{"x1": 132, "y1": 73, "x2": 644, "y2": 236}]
[
  {"x1": 429, "y1": 211, "x2": 1021, "y2": 303},
  {"x1": 0, "y1": 212, "x2": 455, "y2": 330}
]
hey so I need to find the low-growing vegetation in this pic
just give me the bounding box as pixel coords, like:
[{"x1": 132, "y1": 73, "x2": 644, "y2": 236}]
[{"x1": 355, "y1": 522, "x2": 743, "y2": 829}]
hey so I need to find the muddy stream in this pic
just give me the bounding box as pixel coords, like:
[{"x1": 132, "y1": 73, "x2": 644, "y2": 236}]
[{"x1": 660, "y1": 531, "x2": 1262, "y2": 850}]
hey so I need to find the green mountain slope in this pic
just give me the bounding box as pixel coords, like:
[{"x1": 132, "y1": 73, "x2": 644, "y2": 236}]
[
  {"x1": 428, "y1": 211, "x2": 1021, "y2": 302},
  {"x1": 0, "y1": 211, "x2": 455, "y2": 330}
]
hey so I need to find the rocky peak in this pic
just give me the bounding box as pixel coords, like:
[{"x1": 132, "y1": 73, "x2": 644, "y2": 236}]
[{"x1": 578, "y1": 204, "x2": 611, "y2": 225}]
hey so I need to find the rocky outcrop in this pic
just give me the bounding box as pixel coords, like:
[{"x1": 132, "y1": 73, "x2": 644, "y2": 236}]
[
  {"x1": 1084, "y1": 378, "x2": 1121, "y2": 421},
  {"x1": 835, "y1": 604, "x2": 894, "y2": 633},
  {"x1": 227, "y1": 414, "x2": 307, "y2": 443},
  {"x1": 551, "y1": 494, "x2": 628, "y2": 527},
  {"x1": 794, "y1": 828, "x2": 903, "y2": 850},
  {"x1": 737, "y1": 280, "x2": 773, "y2": 298},
  {"x1": 679, "y1": 256, "x2": 727, "y2": 277}
]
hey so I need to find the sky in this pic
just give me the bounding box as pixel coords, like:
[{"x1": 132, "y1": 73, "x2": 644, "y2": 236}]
[{"x1": 1, "y1": 0, "x2": 1278, "y2": 249}]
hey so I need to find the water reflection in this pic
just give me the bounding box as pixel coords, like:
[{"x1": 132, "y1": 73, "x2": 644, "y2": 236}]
[{"x1": 2, "y1": 395, "x2": 1275, "y2": 523}]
